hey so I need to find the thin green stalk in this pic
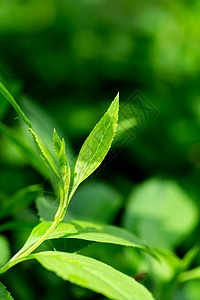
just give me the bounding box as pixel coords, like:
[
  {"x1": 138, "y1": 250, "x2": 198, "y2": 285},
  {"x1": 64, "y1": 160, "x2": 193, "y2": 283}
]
[
  {"x1": 1, "y1": 188, "x2": 68, "y2": 274},
  {"x1": 0, "y1": 256, "x2": 31, "y2": 275},
  {"x1": 14, "y1": 218, "x2": 60, "y2": 259}
]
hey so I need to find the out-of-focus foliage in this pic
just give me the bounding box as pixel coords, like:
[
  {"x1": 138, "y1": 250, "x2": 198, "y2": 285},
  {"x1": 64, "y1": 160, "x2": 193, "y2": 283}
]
[{"x1": 0, "y1": 0, "x2": 200, "y2": 299}]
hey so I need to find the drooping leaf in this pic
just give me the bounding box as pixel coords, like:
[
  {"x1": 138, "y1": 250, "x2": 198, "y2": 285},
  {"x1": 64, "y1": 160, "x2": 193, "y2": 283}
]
[
  {"x1": 33, "y1": 251, "x2": 155, "y2": 300},
  {"x1": 0, "y1": 282, "x2": 14, "y2": 300},
  {"x1": 70, "y1": 93, "x2": 119, "y2": 198},
  {"x1": 23, "y1": 220, "x2": 153, "y2": 256}
]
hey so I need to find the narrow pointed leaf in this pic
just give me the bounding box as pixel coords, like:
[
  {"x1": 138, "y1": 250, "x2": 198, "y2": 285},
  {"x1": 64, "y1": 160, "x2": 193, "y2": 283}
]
[
  {"x1": 29, "y1": 128, "x2": 60, "y2": 179},
  {"x1": 23, "y1": 220, "x2": 153, "y2": 256},
  {"x1": 33, "y1": 251, "x2": 155, "y2": 300},
  {"x1": 0, "y1": 282, "x2": 14, "y2": 300},
  {"x1": 0, "y1": 82, "x2": 31, "y2": 127},
  {"x1": 0, "y1": 81, "x2": 60, "y2": 179},
  {"x1": 71, "y1": 93, "x2": 119, "y2": 197}
]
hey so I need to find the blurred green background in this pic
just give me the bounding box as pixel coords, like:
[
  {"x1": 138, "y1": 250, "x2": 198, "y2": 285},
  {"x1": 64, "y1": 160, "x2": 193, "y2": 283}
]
[{"x1": 0, "y1": 1, "x2": 200, "y2": 299}]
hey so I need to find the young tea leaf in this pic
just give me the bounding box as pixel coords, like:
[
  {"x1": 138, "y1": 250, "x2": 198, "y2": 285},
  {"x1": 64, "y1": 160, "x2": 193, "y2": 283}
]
[
  {"x1": 0, "y1": 282, "x2": 14, "y2": 300},
  {"x1": 70, "y1": 93, "x2": 119, "y2": 198},
  {"x1": 33, "y1": 251, "x2": 155, "y2": 300}
]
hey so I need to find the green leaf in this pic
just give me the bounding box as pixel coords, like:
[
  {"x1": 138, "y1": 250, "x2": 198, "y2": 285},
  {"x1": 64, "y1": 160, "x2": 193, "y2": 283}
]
[
  {"x1": 0, "y1": 282, "x2": 14, "y2": 300},
  {"x1": 0, "y1": 81, "x2": 60, "y2": 180},
  {"x1": 33, "y1": 251, "x2": 155, "y2": 300},
  {"x1": 22, "y1": 98, "x2": 73, "y2": 165},
  {"x1": 29, "y1": 128, "x2": 60, "y2": 179},
  {"x1": 23, "y1": 220, "x2": 153, "y2": 256},
  {"x1": 0, "y1": 82, "x2": 31, "y2": 128},
  {"x1": 70, "y1": 93, "x2": 119, "y2": 198}
]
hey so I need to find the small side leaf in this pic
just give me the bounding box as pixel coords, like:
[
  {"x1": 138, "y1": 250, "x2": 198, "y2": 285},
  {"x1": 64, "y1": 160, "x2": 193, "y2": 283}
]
[
  {"x1": 33, "y1": 251, "x2": 155, "y2": 300},
  {"x1": 70, "y1": 93, "x2": 119, "y2": 197},
  {"x1": 0, "y1": 282, "x2": 14, "y2": 300}
]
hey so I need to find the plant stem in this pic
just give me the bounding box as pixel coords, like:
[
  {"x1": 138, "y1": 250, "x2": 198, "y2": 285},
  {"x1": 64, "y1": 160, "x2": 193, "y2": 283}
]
[
  {"x1": 1, "y1": 189, "x2": 68, "y2": 274},
  {"x1": 0, "y1": 257, "x2": 30, "y2": 275},
  {"x1": 12, "y1": 218, "x2": 60, "y2": 261}
]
